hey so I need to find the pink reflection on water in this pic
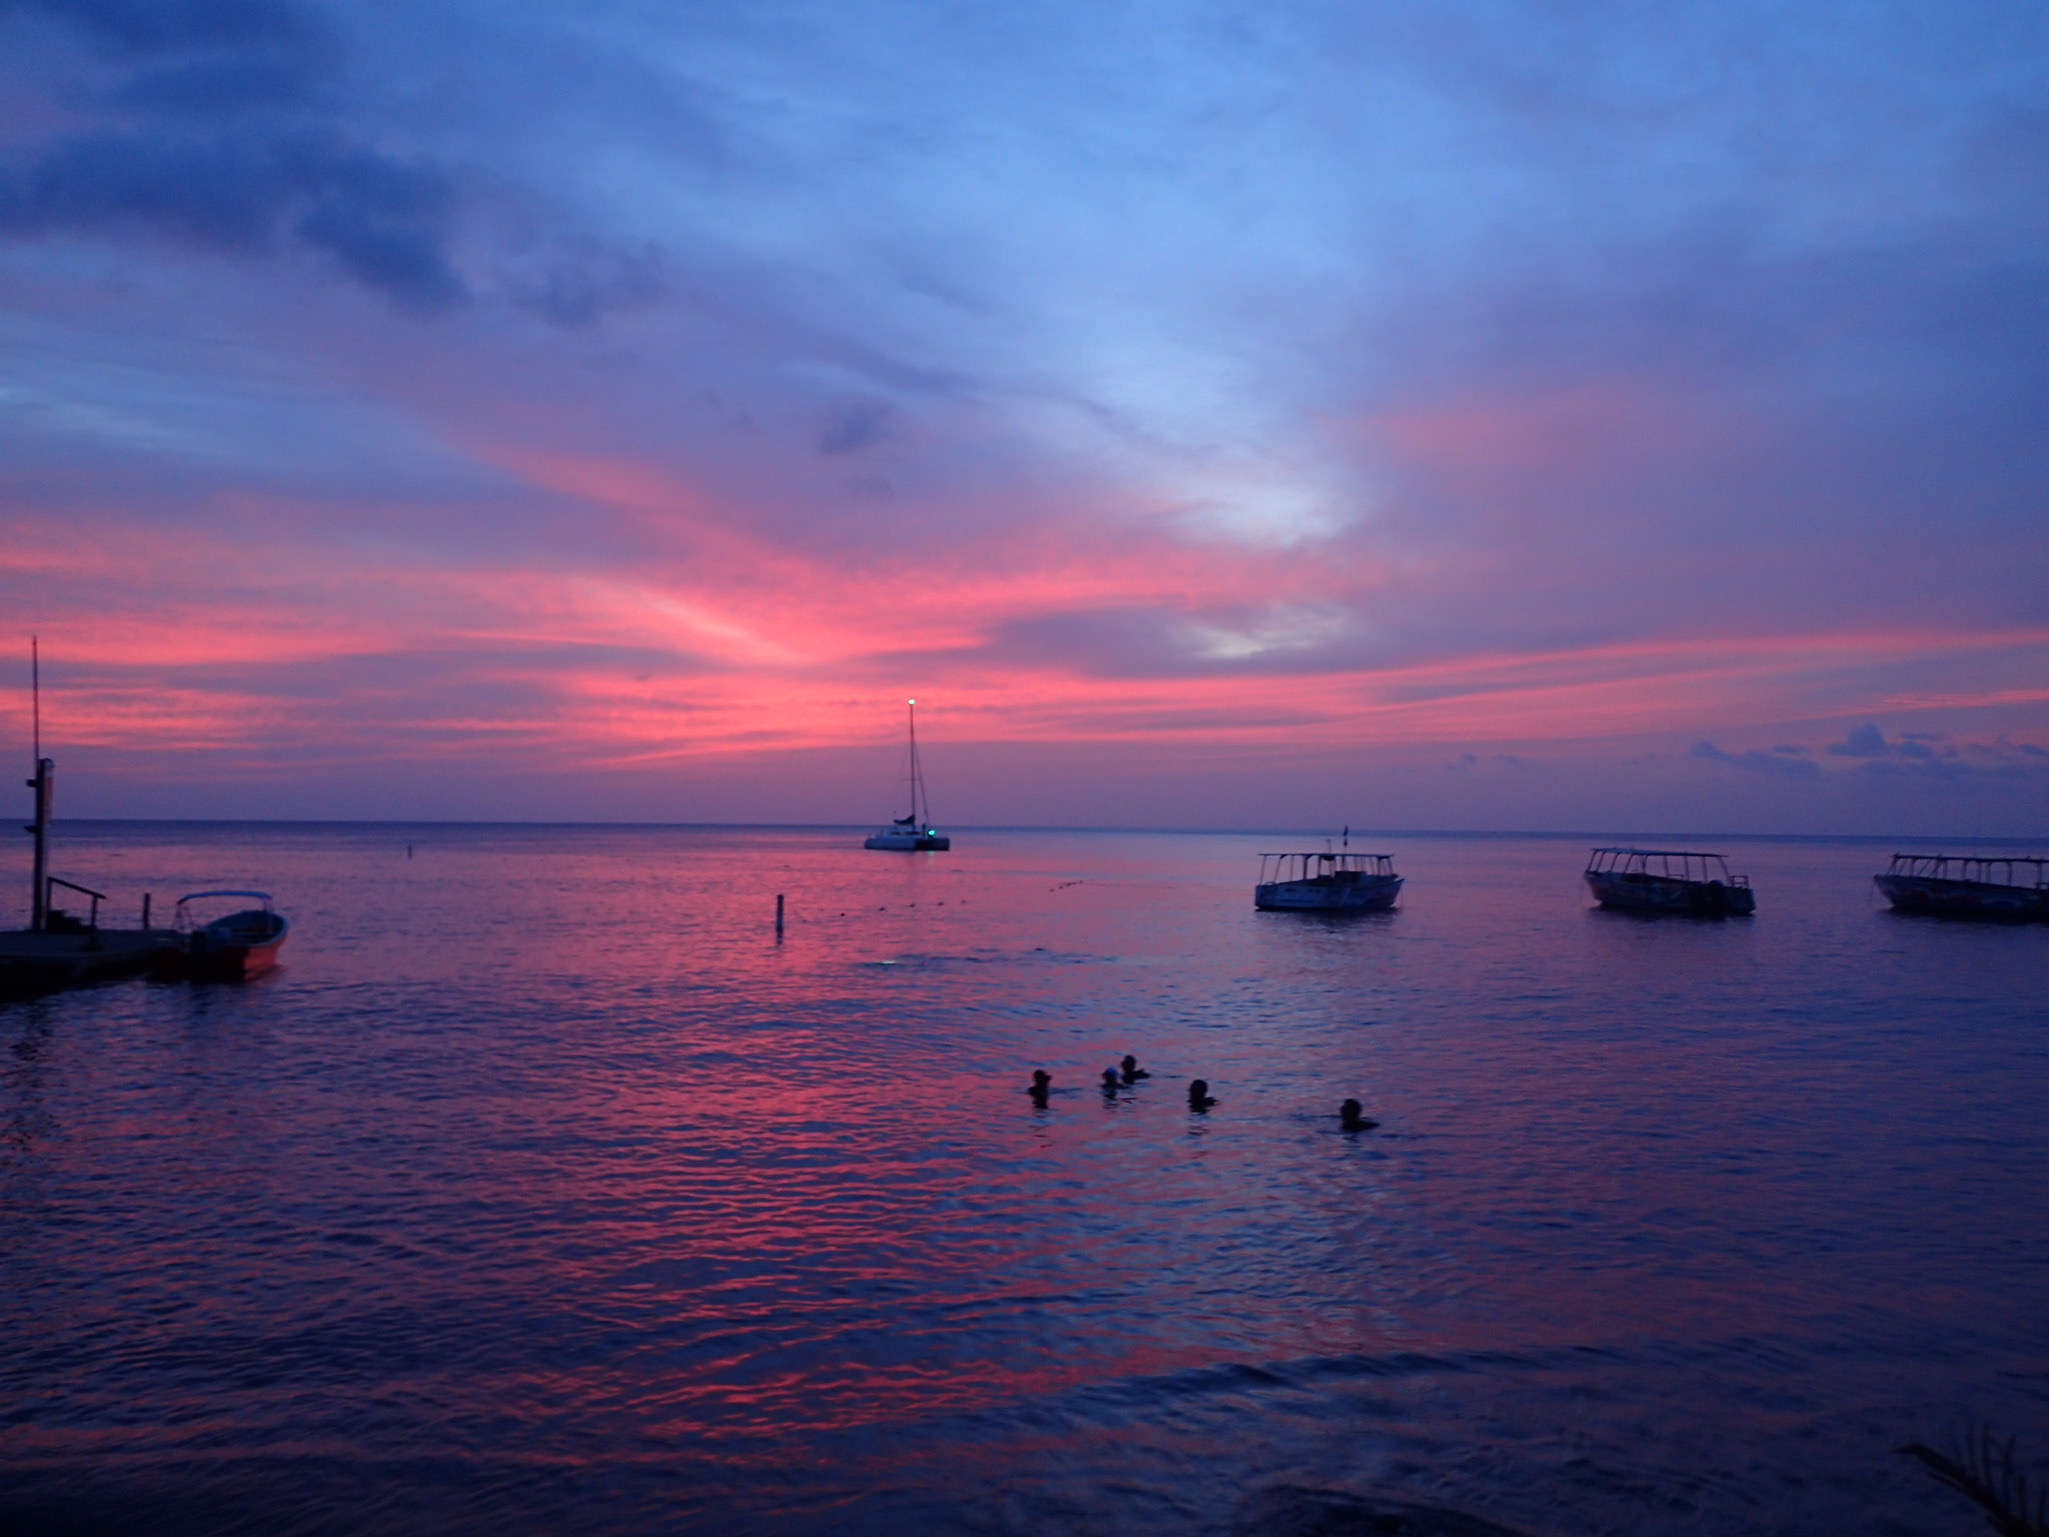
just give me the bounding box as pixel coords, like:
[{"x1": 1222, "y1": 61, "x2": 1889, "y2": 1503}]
[{"x1": 2, "y1": 826, "x2": 2045, "y2": 1534}]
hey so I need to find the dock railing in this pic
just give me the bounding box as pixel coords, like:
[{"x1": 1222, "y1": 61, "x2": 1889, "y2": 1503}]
[{"x1": 45, "y1": 876, "x2": 106, "y2": 931}]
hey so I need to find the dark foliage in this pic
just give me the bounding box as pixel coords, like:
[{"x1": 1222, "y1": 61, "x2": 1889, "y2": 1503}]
[{"x1": 1900, "y1": 1429, "x2": 2049, "y2": 1537}]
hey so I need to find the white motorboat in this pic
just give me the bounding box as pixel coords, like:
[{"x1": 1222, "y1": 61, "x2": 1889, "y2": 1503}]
[
  {"x1": 864, "y1": 699, "x2": 950, "y2": 851},
  {"x1": 1254, "y1": 852, "x2": 1402, "y2": 911},
  {"x1": 168, "y1": 890, "x2": 290, "y2": 978}
]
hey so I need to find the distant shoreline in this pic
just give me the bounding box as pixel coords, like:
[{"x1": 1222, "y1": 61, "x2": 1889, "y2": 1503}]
[{"x1": 33, "y1": 819, "x2": 2048, "y2": 848}]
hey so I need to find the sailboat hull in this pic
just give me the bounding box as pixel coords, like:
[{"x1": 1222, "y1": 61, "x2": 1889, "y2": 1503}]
[{"x1": 864, "y1": 832, "x2": 950, "y2": 850}]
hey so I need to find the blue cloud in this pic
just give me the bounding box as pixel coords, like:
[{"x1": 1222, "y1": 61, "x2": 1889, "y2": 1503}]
[
  {"x1": 3, "y1": 0, "x2": 326, "y2": 57},
  {"x1": 0, "y1": 0, "x2": 474, "y2": 308},
  {"x1": 1688, "y1": 740, "x2": 1821, "y2": 779},
  {"x1": 818, "y1": 400, "x2": 896, "y2": 457},
  {"x1": 0, "y1": 128, "x2": 464, "y2": 308},
  {"x1": 1826, "y1": 723, "x2": 1943, "y2": 760}
]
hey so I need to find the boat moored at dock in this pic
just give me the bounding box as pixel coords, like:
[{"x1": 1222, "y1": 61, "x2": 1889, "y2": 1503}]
[
  {"x1": 1874, "y1": 854, "x2": 2049, "y2": 921},
  {"x1": 164, "y1": 891, "x2": 290, "y2": 979},
  {"x1": 1584, "y1": 847, "x2": 1755, "y2": 916},
  {"x1": 1254, "y1": 852, "x2": 1403, "y2": 912}
]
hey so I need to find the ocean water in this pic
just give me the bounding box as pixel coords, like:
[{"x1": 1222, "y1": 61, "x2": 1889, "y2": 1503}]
[{"x1": 2, "y1": 822, "x2": 2046, "y2": 1536}]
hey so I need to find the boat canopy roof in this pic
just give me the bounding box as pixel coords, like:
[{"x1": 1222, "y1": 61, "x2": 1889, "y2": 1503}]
[
  {"x1": 1885, "y1": 854, "x2": 2049, "y2": 887},
  {"x1": 1586, "y1": 847, "x2": 1746, "y2": 884},
  {"x1": 175, "y1": 890, "x2": 273, "y2": 904},
  {"x1": 1588, "y1": 847, "x2": 1727, "y2": 858},
  {"x1": 1258, "y1": 851, "x2": 1395, "y2": 860},
  {"x1": 1257, "y1": 851, "x2": 1398, "y2": 881}
]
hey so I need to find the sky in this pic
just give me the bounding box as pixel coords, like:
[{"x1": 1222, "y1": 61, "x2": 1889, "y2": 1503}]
[{"x1": 1, "y1": 0, "x2": 2046, "y2": 834}]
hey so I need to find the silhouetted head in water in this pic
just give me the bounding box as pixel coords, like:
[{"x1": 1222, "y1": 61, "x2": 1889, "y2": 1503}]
[
  {"x1": 1029, "y1": 1069, "x2": 1051, "y2": 1105},
  {"x1": 1340, "y1": 1098, "x2": 1377, "y2": 1131},
  {"x1": 1120, "y1": 1054, "x2": 1149, "y2": 1082},
  {"x1": 1101, "y1": 1067, "x2": 1120, "y2": 1092},
  {"x1": 1187, "y1": 1078, "x2": 1216, "y2": 1111}
]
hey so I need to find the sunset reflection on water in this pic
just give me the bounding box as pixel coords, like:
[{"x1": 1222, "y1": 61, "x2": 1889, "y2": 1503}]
[{"x1": 2, "y1": 824, "x2": 2045, "y2": 1535}]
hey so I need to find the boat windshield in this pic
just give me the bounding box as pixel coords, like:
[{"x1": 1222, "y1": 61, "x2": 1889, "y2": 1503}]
[
  {"x1": 1585, "y1": 848, "x2": 1746, "y2": 885},
  {"x1": 1884, "y1": 854, "x2": 2049, "y2": 889}
]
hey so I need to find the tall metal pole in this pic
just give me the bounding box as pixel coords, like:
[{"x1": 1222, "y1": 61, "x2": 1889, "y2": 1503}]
[
  {"x1": 26, "y1": 638, "x2": 50, "y2": 932},
  {"x1": 28, "y1": 760, "x2": 51, "y2": 932}
]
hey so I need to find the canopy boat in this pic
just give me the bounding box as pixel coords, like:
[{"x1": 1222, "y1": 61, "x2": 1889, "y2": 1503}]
[
  {"x1": 1254, "y1": 852, "x2": 1402, "y2": 912},
  {"x1": 864, "y1": 699, "x2": 950, "y2": 851},
  {"x1": 1874, "y1": 854, "x2": 2049, "y2": 921},
  {"x1": 169, "y1": 890, "x2": 289, "y2": 979},
  {"x1": 1584, "y1": 847, "x2": 1755, "y2": 916}
]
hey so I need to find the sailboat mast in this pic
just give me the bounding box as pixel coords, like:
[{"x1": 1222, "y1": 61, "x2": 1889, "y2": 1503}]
[{"x1": 906, "y1": 698, "x2": 923, "y2": 826}]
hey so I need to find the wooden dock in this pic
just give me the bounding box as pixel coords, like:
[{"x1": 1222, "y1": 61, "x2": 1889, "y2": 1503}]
[
  {"x1": 0, "y1": 929, "x2": 181, "y2": 993},
  {"x1": 5, "y1": 651, "x2": 192, "y2": 996}
]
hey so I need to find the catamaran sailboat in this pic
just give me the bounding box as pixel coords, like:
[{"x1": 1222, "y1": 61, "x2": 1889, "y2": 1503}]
[{"x1": 864, "y1": 699, "x2": 950, "y2": 851}]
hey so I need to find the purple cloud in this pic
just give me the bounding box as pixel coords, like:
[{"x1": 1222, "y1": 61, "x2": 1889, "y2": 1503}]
[
  {"x1": 1827, "y1": 724, "x2": 1942, "y2": 760},
  {"x1": 1688, "y1": 741, "x2": 1822, "y2": 780}
]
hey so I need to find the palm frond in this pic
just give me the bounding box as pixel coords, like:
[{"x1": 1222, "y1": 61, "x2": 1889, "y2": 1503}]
[{"x1": 1899, "y1": 1427, "x2": 2049, "y2": 1537}]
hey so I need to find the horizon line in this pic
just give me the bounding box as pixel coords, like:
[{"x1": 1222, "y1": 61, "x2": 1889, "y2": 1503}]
[{"x1": 37, "y1": 817, "x2": 2049, "y2": 848}]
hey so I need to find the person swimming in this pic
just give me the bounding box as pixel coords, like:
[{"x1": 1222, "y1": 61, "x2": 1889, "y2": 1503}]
[
  {"x1": 1340, "y1": 1098, "x2": 1379, "y2": 1131},
  {"x1": 1101, "y1": 1067, "x2": 1120, "y2": 1094},
  {"x1": 1029, "y1": 1069, "x2": 1051, "y2": 1106},
  {"x1": 1120, "y1": 1055, "x2": 1149, "y2": 1082},
  {"x1": 1187, "y1": 1078, "x2": 1216, "y2": 1111}
]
